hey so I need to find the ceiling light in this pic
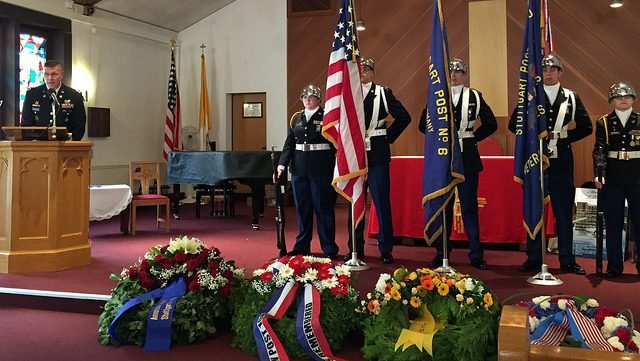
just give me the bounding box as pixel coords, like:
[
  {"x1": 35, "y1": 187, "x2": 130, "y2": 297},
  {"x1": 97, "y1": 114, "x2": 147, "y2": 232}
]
[
  {"x1": 610, "y1": 0, "x2": 623, "y2": 8},
  {"x1": 356, "y1": 20, "x2": 366, "y2": 31}
]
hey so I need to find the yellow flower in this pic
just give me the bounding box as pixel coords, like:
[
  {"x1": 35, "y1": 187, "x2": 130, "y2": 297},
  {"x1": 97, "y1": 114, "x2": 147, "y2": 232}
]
[
  {"x1": 483, "y1": 292, "x2": 493, "y2": 307},
  {"x1": 437, "y1": 283, "x2": 449, "y2": 296},
  {"x1": 407, "y1": 272, "x2": 417, "y2": 281},
  {"x1": 455, "y1": 279, "x2": 466, "y2": 294},
  {"x1": 390, "y1": 288, "x2": 401, "y2": 301},
  {"x1": 433, "y1": 277, "x2": 441, "y2": 286},
  {"x1": 393, "y1": 267, "x2": 408, "y2": 281},
  {"x1": 410, "y1": 296, "x2": 422, "y2": 308}
]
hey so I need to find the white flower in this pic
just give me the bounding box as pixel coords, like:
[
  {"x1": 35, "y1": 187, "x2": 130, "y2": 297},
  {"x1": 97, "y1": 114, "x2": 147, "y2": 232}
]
[
  {"x1": 557, "y1": 299, "x2": 568, "y2": 310},
  {"x1": 375, "y1": 274, "x2": 391, "y2": 293},
  {"x1": 602, "y1": 316, "x2": 628, "y2": 336},
  {"x1": 276, "y1": 264, "x2": 294, "y2": 279},
  {"x1": 466, "y1": 297, "x2": 474, "y2": 305},
  {"x1": 301, "y1": 268, "x2": 318, "y2": 282},
  {"x1": 167, "y1": 236, "x2": 204, "y2": 254},
  {"x1": 402, "y1": 299, "x2": 408, "y2": 305},
  {"x1": 456, "y1": 294, "x2": 464, "y2": 302},
  {"x1": 607, "y1": 336, "x2": 625, "y2": 351},
  {"x1": 632, "y1": 330, "x2": 640, "y2": 348},
  {"x1": 411, "y1": 287, "x2": 418, "y2": 295},
  {"x1": 464, "y1": 278, "x2": 476, "y2": 291},
  {"x1": 233, "y1": 268, "x2": 245, "y2": 278},
  {"x1": 252, "y1": 269, "x2": 266, "y2": 277},
  {"x1": 585, "y1": 298, "x2": 599, "y2": 308},
  {"x1": 321, "y1": 277, "x2": 338, "y2": 289},
  {"x1": 367, "y1": 293, "x2": 372, "y2": 300},
  {"x1": 334, "y1": 265, "x2": 351, "y2": 277},
  {"x1": 532, "y1": 296, "x2": 551, "y2": 310}
]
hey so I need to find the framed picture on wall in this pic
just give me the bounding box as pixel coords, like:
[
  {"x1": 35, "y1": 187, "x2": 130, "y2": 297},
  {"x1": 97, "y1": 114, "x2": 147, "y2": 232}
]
[{"x1": 243, "y1": 102, "x2": 263, "y2": 118}]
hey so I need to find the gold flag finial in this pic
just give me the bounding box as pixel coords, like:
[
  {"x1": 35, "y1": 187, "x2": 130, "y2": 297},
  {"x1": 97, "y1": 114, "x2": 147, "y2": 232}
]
[
  {"x1": 169, "y1": 39, "x2": 176, "y2": 51},
  {"x1": 200, "y1": 43, "x2": 206, "y2": 54}
]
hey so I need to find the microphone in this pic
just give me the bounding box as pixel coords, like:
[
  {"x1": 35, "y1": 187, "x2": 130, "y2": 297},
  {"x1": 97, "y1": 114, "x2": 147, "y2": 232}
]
[{"x1": 48, "y1": 88, "x2": 60, "y2": 108}]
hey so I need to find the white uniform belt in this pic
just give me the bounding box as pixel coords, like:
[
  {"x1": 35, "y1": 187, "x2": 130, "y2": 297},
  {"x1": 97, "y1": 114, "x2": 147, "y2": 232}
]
[
  {"x1": 366, "y1": 129, "x2": 387, "y2": 137},
  {"x1": 548, "y1": 130, "x2": 568, "y2": 140},
  {"x1": 607, "y1": 150, "x2": 640, "y2": 160},
  {"x1": 295, "y1": 143, "x2": 331, "y2": 151},
  {"x1": 458, "y1": 130, "x2": 475, "y2": 139}
]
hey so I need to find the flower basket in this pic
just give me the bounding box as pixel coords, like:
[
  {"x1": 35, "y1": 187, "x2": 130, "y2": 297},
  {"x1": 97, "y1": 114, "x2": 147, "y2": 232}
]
[
  {"x1": 361, "y1": 267, "x2": 501, "y2": 361},
  {"x1": 231, "y1": 255, "x2": 362, "y2": 360},
  {"x1": 513, "y1": 295, "x2": 640, "y2": 354},
  {"x1": 98, "y1": 236, "x2": 244, "y2": 350}
]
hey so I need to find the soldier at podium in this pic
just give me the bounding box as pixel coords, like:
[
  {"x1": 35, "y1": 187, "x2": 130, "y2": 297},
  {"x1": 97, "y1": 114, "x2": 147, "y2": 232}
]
[{"x1": 21, "y1": 60, "x2": 86, "y2": 140}]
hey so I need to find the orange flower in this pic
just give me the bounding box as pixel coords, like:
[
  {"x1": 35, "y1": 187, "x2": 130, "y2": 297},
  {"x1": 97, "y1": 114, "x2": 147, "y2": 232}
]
[
  {"x1": 422, "y1": 280, "x2": 435, "y2": 291},
  {"x1": 483, "y1": 293, "x2": 493, "y2": 307}
]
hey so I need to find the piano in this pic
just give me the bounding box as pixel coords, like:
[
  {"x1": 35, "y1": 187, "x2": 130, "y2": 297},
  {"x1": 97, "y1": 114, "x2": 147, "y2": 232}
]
[{"x1": 167, "y1": 151, "x2": 275, "y2": 229}]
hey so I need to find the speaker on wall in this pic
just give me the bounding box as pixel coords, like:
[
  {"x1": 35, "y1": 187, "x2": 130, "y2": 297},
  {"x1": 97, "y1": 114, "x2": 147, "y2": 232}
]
[{"x1": 87, "y1": 107, "x2": 110, "y2": 137}]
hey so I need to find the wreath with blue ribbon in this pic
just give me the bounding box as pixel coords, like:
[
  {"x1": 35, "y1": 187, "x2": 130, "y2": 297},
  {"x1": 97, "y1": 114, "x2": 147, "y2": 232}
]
[
  {"x1": 231, "y1": 255, "x2": 363, "y2": 360},
  {"x1": 97, "y1": 236, "x2": 243, "y2": 351}
]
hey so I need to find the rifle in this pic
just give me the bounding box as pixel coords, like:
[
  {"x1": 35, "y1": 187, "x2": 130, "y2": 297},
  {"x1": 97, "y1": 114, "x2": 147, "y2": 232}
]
[
  {"x1": 271, "y1": 147, "x2": 287, "y2": 257},
  {"x1": 594, "y1": 146, "x2": 606, "y2": 277}
]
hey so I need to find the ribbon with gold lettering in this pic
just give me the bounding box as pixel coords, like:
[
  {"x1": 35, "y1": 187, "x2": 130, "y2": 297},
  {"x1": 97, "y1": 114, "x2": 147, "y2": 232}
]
[
  {"x1": 395, "y1": 306, "x2": 444, "y2": 355},
  {"x1": 108, "y1": 277, "x2": 187, "y2": 352}
]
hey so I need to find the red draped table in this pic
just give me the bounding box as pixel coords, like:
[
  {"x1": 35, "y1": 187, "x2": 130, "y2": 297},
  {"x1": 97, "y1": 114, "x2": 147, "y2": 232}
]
[{"x1": 367, "y1": 156, "x2": 554, "y2": 243}]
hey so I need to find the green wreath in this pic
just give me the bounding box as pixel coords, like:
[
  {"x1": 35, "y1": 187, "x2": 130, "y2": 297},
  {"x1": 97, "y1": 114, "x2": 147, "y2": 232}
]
[
  {"x1": 231, "y1": 255, "x2": 363, "y2": 359},
  {"x1": 361, "y1": 267, "x2": 501, "y2": 361},
  {"x1": 98, "y1": 236, "x2": 244, "y2": 347}
]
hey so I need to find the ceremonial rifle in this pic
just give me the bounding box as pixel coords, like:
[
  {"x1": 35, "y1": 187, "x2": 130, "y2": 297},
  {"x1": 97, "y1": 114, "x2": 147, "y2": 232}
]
[{"x1": 271, "y1": 147, "x2": 287, "y2": 257}]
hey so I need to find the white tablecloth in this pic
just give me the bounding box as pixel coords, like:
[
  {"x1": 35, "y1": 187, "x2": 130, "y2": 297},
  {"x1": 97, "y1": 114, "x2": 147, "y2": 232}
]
[{"x1": 90, "y1": 184, "x2": 132, "y2": 221}]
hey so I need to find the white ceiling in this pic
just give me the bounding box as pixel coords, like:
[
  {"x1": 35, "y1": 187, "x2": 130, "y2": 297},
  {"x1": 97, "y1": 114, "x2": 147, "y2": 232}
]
[{"x1": 91, "y1": 0, "x2": 236, "y2": 32}]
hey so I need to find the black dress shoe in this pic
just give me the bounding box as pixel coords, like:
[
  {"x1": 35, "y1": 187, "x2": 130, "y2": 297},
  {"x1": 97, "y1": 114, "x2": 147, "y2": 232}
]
[
  {"x1": 560, "y1": 263, "x2": 586, "y2": 275},
  {"x1": 605, "y1": 270, "x2": 622, "y2": 278},
  {"x1": 428, "y1": 257, "x2": 444, "y2": 268},
  {"x1": 325, "y1": 254, "x2": 338, "y2": 261},
  {"x1": 518, "y1": 260, "x2": 542, "y2": 272},
  {"x1": 470, "y1": 259, "x2": 489, "y2": 270},
  {"x1": 381, "y1": 253, "x2": 394, "y2": 264},
  {"x1": 343, "y1": 252, "x2": 365, "y2": 262}
]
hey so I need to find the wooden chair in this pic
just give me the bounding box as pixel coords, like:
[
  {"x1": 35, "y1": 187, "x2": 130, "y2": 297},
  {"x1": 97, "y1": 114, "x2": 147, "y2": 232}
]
[{"x1": 129, "y1": 161, "x2": 171, "y2": 235}]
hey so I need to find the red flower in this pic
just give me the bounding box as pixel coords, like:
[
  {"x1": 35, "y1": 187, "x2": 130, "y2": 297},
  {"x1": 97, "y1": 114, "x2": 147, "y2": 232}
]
[
  {"x1": 154, "y1": 254, "x2": 164, "y2": 263},
  {"x1": 186, "y1": 259, "x2": 199, "y2": 272},
  {"x1": 278, "y1": 256, "x2": 291, "y2": 264},
  {"x1": 614, "y1": 327, "x2": 632, "y2": 345},
  {"x1": 317, "y1": 270, "x2": 332, "y2": 281},
  {"x1": 139, "y1": 259, "x2": 150, "y2": 271},
  {"x1": 315, "y1": 263, "x2": 331, "y2": 272},
  {"x1": 337, "y1": 274, "x2": 350, "y2": 285},
  {"x1": 173, "y1": 251, "x2": 187, "y2": 264},
  {"x1": 139, "y1": 272, "x2": 155, "y2": 289},
  {"x1": 223, "y1": 270, "x2": 234, "y2": 280},
  {"x1": 330, "y1": 285, "x2": 348, "y2": 297},
  {"x1": 208, "y1": 260, "x2": 220, "y2": 272},
  {"x1": 260, "y1": 272, "x2": 273, "y2": 282},
  {"x1": 161, "y1": 258, "x2": 174, "y2": 269},
  {"x1": 629, "y1": 341, "x2": 638, "y2": 352},
  {"x1": 188, "y1": 279, "x2": 201, "y2": 293},
  {"x1": 595, "y1": 306, "x2": 618, "y2": 325},
  {"x1": 128, "y1": 267, "x2": 139, "y2": 279},
  {"x1": 221, "y1": 284, "x2": 232, "y2": 298}
]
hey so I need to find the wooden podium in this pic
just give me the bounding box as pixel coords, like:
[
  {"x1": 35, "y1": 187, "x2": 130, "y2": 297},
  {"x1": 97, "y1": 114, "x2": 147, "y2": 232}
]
[{"x1": 0, "y1": 139, "x2": 92, "y2": 273}]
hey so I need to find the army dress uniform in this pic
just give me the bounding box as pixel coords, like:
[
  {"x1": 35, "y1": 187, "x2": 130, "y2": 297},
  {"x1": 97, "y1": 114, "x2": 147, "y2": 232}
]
[
  {"x1": 509, "y1": 86, "x2": 592, "y2": 270},
  {"x1": 419, "y1": 85, "x2": 498, "y2": 266},
  {"x1": 346, "y1": 82, "x2": 411, "y2": 261},
  {"x1": 21, "y1": 84, "x2": 86, "y2": 140},
  {"x1": 593, "y1": 86, "x2": 640, "y2": 277},
  {"x1": 278, "y1": 106, "x2": 339, "y2": 258}
]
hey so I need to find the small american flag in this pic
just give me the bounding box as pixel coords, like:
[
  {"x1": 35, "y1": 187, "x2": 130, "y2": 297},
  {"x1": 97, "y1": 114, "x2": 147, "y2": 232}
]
[
  {"x1": 163, "y1": 47, "x2": 181, "y2": 161},
  {"x1": 321, "y1": 0, "x2": 367, "y2": 226}
]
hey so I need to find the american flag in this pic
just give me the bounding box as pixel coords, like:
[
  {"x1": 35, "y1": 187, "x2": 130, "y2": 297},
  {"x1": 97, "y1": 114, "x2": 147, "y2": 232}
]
[
  {"x1": 321, "y1": 0, "x2": 368, "y2": 226},
  {"x1": 163, "y1": 47, "x2": 181, "y2": 161}
]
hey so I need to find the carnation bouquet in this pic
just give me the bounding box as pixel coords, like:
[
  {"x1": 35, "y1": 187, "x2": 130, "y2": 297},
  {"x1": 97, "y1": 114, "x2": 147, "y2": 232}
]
[
  {"x1": 232, "y1": 255, "x2": 362, "y2": 360},
  {"x1": 515, "y1": 295, "x2": 640, "y2": 353},
  {"x1": 362, "y1": 267, "x2": 501, "y2": 361},
  {"x1": 98, "y1": 236, "x2": 243, "y2": 349}
]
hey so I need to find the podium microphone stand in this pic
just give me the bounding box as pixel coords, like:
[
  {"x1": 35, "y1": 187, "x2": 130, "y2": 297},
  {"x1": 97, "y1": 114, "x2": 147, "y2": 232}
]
[{"x1": 344, "y1": 204, "x2": 368, "y2": 271}]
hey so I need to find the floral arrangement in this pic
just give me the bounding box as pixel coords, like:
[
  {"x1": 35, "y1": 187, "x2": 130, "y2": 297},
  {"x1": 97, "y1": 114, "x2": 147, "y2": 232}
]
[
  {"x1": 516, "y1": 295, "x2": 640, "y2": 353},
  {"x1": 361, "y1": 267, "x2": 501, "y2": 361},
  {"x1": 98, "y1": 236, "x2": 244, "y2": 347},
  {"x1": 231, "y1": 255, "x2": 362, "y2": 359}
]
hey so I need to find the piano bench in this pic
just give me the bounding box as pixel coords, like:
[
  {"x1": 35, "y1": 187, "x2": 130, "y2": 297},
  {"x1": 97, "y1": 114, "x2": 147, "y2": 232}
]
[{"x1": 194, "y1": 182, "x2": 235, "y2": 218}]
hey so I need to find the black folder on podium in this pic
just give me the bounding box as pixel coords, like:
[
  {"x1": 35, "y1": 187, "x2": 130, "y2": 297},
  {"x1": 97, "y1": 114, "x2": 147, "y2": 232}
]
[{"x1": 1, "y1": 126, "x2": 69, "y2": 141}]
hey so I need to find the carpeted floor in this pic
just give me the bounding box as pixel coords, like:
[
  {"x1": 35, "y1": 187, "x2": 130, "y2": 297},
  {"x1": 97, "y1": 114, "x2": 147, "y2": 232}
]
[{"x1": 0, "y1": 202, "x2": 638, "y2": 360}]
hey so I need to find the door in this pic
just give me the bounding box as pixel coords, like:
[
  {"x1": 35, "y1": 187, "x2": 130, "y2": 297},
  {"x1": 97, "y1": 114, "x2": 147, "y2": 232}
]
[{"x1": 232, "y1": 93, "x2": 266, "y2": 151}]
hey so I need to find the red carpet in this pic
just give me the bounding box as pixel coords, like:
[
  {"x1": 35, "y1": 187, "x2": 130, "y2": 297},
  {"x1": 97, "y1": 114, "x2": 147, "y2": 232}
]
[{"x1": 1, "y1": 202, "x2": 638, "y2": 360}]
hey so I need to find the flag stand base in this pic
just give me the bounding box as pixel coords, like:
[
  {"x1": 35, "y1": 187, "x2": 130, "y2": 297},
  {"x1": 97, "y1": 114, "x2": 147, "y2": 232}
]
[
  {"x1": 344, "y1": 253, "x2": 369, "y2": 271},
  {"x1": 527, "y1": 264, "x2": 563, "y2": 285},
  {"x1": 435, "y1": 259, "x2": 457, "y2": 274}
]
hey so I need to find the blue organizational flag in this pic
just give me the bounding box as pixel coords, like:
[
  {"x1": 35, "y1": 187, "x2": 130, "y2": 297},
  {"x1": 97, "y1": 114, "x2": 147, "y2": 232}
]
[
  {"x1": 422, "y1": 0, "x2": 464, "y2": 245},
  {"x1": 513, "y1": 0, "x2": 549, "y2": 239}
]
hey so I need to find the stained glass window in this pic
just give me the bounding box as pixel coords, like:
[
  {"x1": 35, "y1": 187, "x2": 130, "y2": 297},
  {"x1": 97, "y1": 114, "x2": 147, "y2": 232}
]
[{"x1": 19, "y1": 33, "x2": 46, "y2": 118}]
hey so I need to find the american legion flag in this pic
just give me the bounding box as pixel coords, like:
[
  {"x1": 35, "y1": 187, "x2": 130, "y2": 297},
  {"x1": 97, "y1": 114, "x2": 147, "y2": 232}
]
[
  {"x1": 513, "y1": 0, "x2": 549, "y2": 240},
  {"x1": 163, "y1": 46, "x2": 181, "y2": 161},
  {"x1": 422, "y1": 0, "x2": 464, "y2": 245},
  {"x1": 322, "y1": 0, "x2": 368, "y2": 226}
]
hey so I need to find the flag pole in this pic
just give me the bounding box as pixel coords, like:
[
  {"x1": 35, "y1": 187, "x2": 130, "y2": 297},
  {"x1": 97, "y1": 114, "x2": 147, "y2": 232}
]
[
  {"x1": 344, "y1": 203, "x2": 368, "y2": 270},
  {"x1": 528, "y1": 139, "x2": 562, "y2": 285},
  {"x1": 436, "y1": 207, "x2": 456, "y2": 274}
]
